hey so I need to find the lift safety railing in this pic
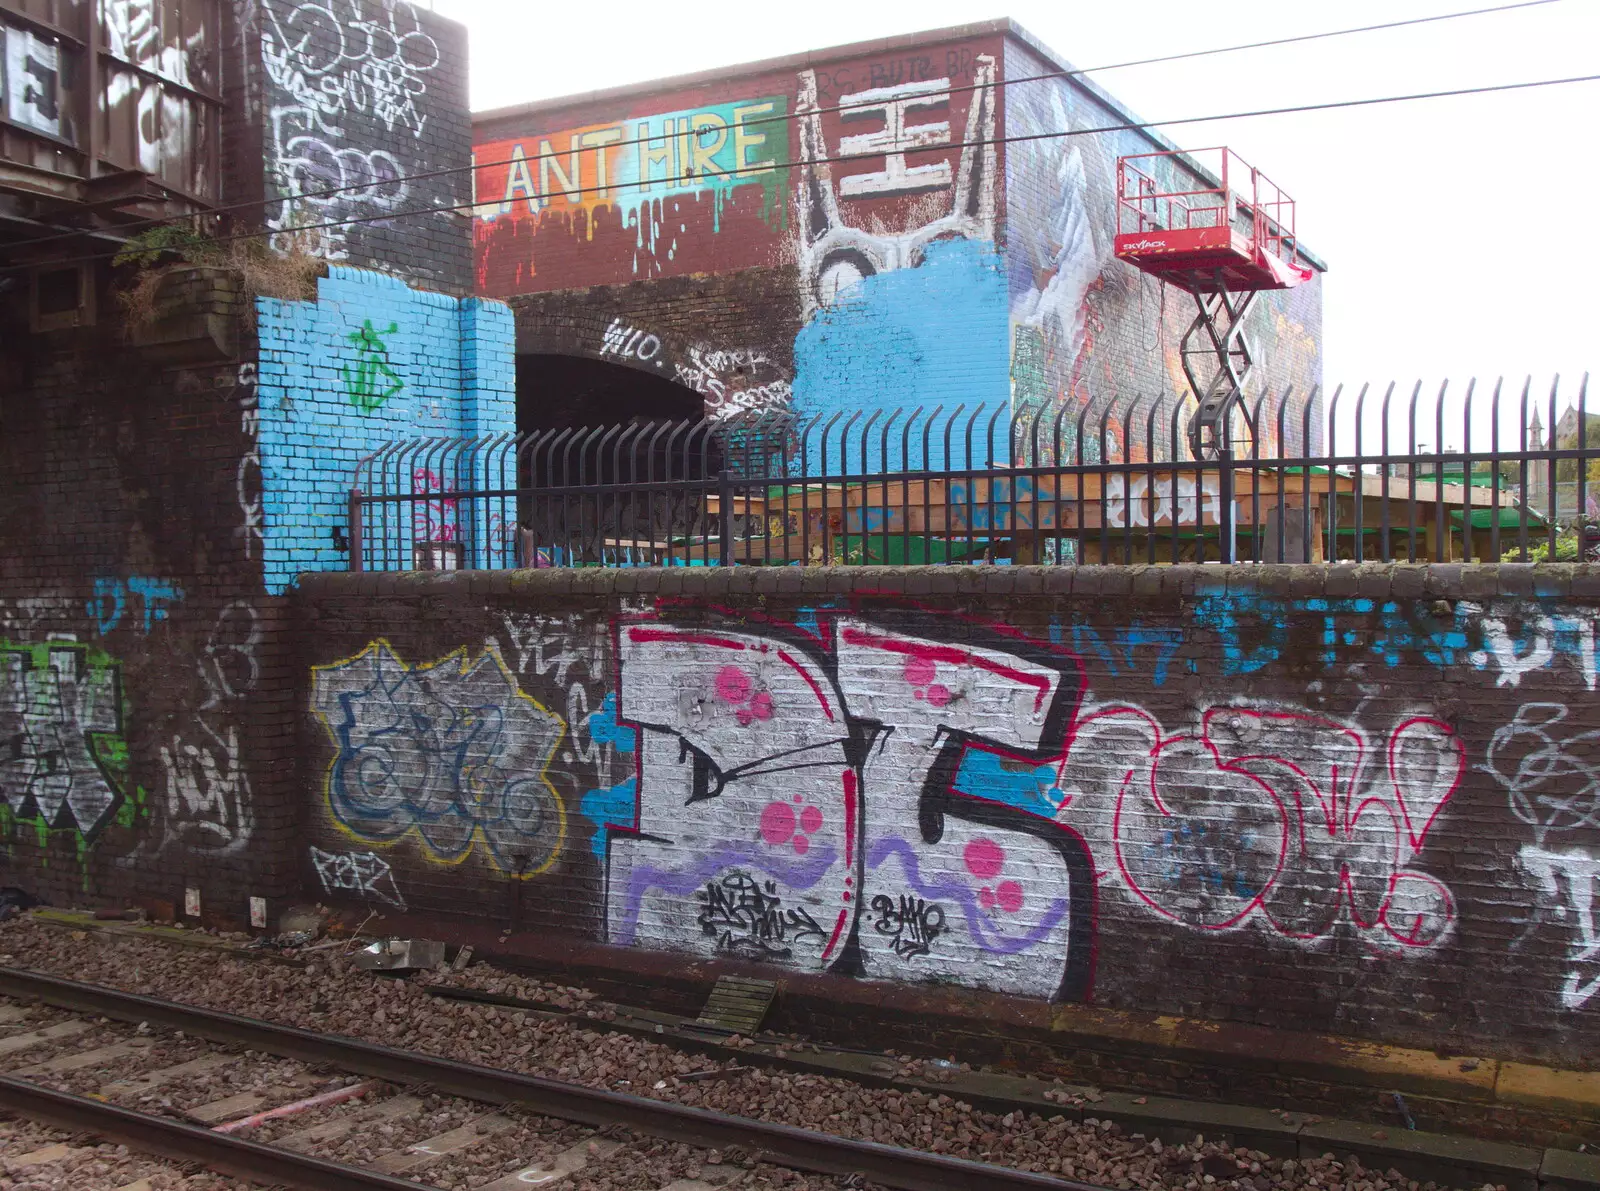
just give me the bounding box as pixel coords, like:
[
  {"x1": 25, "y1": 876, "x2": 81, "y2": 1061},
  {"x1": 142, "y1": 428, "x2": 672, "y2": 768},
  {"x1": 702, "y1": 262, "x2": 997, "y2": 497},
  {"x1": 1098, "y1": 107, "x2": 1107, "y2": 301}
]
[
  {"x1": 1116, "y1": 146, "x2": 1301, "y2": 269},
  {"x1": 348, "y1": 375, "x2": 1595, "y2": 571}
]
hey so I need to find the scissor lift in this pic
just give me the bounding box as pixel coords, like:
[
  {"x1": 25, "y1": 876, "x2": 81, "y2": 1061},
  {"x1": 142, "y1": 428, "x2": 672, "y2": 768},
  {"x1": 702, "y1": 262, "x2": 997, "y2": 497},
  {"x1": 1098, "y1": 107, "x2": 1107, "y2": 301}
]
[{"x1": 1113, "y1": 147, "x2": 1312, "y2": 461}]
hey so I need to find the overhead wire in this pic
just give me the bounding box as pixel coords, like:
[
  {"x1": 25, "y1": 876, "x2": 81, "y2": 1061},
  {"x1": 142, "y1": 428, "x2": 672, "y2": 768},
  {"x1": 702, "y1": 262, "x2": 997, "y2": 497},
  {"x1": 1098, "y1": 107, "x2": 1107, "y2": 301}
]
[
  {"x1": 0, "y1": 0, "x2": 1573, "y2": 259},
  {"x1": 4, "y1": 66, "x2": 1597, "y2": 276}
]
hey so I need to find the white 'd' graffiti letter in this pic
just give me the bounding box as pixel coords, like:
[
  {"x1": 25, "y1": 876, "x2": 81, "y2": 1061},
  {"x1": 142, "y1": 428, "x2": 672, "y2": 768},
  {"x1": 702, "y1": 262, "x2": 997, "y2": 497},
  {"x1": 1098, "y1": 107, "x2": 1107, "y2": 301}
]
[
  {"x1": 603, "y1": 615, "x2": 1092, "y2": 1001},
  {"x1": 607, "y1": 624, "x2": 853, "y2": 970},
  {"x1": 1520, "y1": 846, "x2": 1600, "y2": 1009}
]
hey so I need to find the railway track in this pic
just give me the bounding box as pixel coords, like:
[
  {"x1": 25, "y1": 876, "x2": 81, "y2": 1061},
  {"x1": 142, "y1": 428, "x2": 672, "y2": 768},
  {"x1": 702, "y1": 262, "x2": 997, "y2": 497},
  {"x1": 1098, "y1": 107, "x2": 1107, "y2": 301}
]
[{"x1": 0, "y1": 966, "x2": 1098, "y2": 1191}]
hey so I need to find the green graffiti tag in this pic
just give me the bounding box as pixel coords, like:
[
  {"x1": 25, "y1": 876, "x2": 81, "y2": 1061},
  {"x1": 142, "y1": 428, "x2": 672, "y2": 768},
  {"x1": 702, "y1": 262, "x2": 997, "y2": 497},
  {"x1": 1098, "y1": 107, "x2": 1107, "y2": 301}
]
[
  {"x1": 0, "y1": 641, "x2": 144, "y2": 883},
  {"x1": 340, "y1": 320, "x2": 405, "y2": 413}
]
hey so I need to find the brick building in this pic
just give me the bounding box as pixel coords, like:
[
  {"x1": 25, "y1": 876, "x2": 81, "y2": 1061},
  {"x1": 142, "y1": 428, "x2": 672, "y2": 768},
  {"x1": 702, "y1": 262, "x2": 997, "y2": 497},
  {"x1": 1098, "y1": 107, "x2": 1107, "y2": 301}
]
[{"x1": 471, "y1": 19, "x2": 1326, "y2": 458}]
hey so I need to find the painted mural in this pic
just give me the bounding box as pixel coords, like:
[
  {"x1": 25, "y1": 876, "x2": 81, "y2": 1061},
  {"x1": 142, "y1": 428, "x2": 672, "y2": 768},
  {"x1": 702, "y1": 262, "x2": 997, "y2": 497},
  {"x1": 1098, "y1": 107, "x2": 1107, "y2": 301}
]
[
  {"x1": 1002, "y1": 38, "x2": 1322, "y2": 462},
  {"x1": 473, "y1": 95, "x2": 792, "y2": 293},
  {"x1": 471, "y1": 33, "x2": 1323, "y2": 464},
  {"x1": 791, "y1": 55, "x2": 1008, "y2": 471},
  {"x1": 474, "y1": 96, "x2": 790, "y2": 284}
]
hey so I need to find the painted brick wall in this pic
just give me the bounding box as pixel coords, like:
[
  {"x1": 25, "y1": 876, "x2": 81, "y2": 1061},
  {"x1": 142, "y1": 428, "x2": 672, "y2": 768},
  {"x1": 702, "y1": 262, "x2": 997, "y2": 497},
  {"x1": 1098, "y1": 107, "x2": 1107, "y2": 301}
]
[
  {"x1": 293, "y1": 564, "x2": 1600, "y2": 1069},
  {"x1": 256, "y1": 267, "x2": 515, "y2": 594},
  {"x1": 0, "y1": 0, "x2": 492, "y2": 929},
  {"x1": 472, "y1": 22, "x2": 1322, "y2": 456},
  {"x1": 0, "y1": 278, "x2": 296, "y2": 922},
  {"x1": 1002, "y1": 35, "x2": 1324, "y2": 457},
  {"x1": 0, "y1": 257, "x2": 509, "y2": 916},
  {"x1": 253, "y1": 0, "x2": 473, "y2": 292}
]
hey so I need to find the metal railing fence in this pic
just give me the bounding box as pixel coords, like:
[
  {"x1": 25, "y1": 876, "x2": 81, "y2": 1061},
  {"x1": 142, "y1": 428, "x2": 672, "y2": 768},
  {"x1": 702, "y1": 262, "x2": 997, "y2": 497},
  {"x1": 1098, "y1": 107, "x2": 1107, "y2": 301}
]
[{"x1": 348, "y1": 376, "x2": 1595, "y2": 571}]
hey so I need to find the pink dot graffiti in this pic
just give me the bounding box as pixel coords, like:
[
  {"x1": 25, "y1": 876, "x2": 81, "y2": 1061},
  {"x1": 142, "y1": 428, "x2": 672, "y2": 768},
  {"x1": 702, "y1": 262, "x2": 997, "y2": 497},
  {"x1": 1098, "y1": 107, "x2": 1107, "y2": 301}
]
[
  {"x1": 964, "y1": 837, "x2": 1005, "y2": 879},
  {"x1": 761, "y1": 797, "x2": 826, "y2": 856},
  {"x1": 760, "y1": 801, "x2": 796, "y2": 846},
  {"x1": 715, "y1": 665, "x2": 752, "y2": 704},
  {"x1": 715, "y1": 664, "x2": 775, "y2": 726},
  {"x1": 965, "y1": 838, "x2": 1025, "y2": 914},
  {"x1": 979, "y1": 882, "x2": 1025, "y2": 913},
  {"x1": 903, "y1": 655, "x2": 952, "y2": 707}
]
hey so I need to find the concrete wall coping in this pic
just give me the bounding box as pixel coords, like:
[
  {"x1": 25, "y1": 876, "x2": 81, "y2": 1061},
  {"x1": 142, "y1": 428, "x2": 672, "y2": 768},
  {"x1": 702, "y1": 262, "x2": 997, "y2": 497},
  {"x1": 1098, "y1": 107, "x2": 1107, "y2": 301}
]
[{"x1": 299, "y1": 562, "x2": 1600, "y2": 603}]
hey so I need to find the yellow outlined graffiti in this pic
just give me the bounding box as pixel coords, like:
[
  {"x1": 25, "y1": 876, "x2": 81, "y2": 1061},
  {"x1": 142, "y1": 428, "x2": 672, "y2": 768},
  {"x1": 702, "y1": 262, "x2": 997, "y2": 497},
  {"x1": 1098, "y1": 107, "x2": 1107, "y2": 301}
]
[{"x1": 310, "y1": 639, "x2": 567, "y2": 877}]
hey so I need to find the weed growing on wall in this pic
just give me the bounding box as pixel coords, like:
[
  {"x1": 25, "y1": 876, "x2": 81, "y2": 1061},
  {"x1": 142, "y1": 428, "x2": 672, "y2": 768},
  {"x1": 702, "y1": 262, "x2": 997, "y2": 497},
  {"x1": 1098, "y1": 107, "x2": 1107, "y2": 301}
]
[{"x1": 113, "y1": 223, "x2": 325, "y2": 331}]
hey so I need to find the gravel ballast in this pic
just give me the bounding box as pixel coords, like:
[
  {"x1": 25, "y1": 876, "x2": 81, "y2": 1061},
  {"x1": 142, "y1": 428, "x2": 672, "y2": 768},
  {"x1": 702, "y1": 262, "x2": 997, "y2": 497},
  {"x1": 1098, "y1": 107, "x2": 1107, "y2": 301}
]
[{"x1": 0, "y1": 919, "x2": 1510, "y2": 1191}]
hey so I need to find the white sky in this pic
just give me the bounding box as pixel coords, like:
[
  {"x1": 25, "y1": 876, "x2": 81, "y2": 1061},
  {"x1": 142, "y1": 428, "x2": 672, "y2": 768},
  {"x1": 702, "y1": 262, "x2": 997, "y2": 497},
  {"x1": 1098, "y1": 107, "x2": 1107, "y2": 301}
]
[{"x1": 435, "y1": 0, "x2": 1599, "y2": 432}]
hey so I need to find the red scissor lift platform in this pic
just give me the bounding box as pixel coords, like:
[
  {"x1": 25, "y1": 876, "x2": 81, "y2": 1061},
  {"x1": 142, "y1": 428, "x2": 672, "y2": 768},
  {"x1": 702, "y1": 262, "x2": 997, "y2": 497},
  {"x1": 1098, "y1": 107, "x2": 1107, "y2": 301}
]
[
  {"x1": 1114, "y1": 147, "x2": 1312, "y2": 292},
  {"x1": 1111, "y1": 148, "x2": 1314, "y2": 473}
]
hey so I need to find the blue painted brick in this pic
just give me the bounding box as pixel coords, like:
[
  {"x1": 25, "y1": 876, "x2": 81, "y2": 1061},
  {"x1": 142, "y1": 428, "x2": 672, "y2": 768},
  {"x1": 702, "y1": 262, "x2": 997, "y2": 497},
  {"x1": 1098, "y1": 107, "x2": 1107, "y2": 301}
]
[{"x1": 256, "y1": 269, "x2": 515, "y2": 594}]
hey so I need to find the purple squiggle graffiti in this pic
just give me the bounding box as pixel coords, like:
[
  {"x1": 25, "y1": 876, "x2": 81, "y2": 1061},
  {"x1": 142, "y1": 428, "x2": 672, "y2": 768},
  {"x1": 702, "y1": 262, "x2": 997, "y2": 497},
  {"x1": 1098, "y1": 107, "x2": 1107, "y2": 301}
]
[{"x1": 868, "y1": 837, "x2": 1068, "y2": 955}]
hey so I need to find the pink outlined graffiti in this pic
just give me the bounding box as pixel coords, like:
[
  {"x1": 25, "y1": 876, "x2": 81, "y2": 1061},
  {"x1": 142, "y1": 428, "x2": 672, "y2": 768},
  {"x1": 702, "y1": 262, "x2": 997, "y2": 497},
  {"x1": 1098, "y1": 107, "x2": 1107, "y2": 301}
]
[
  {"x1": 597, "y1": 608, "x2": 1098, "y2": 1001},
  {"x1": 1059, "y1": 704, "x2": 1464, "y2": 950},
  {"x1": 583, "y1": 603, "x2": 1467, "y2": 1002},
  {"x1": 412, "y1": 467, "x2": 459, "y2": 545}
]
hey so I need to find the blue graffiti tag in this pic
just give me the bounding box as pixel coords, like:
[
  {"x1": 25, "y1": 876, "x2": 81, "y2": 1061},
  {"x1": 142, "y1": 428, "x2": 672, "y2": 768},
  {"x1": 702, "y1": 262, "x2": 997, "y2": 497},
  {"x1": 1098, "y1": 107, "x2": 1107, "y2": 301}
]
[
  {"x1": 1192, "y1": 589, "x2": 1494, "y2": 674},
  {"x1": 1052, "y1": 620, "x2": 1190, "y2": 687},
  {"x1": 88, "y1": 577, "x2": 183, "y2": 634},
  {"x1": 310, "y1": 641, "x2": 566, "y2": 874},
  {"x1": 578, "y1": 693, "x2": 640, "y2": 860}
]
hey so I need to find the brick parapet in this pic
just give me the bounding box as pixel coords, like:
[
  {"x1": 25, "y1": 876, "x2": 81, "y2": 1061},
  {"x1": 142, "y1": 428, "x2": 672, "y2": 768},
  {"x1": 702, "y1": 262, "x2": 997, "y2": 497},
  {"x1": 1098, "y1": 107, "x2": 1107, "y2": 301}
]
[{"x1": 291, "y1": 560, "x2": 1600, "y2": 1073}]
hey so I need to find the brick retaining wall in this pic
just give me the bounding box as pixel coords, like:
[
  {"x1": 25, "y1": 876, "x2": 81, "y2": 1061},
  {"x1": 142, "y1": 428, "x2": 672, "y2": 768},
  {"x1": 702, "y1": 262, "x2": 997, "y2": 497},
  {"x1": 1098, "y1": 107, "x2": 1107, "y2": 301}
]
[{"x1": 291, "y1": 564, "x2": 1600, "y2": 1072}]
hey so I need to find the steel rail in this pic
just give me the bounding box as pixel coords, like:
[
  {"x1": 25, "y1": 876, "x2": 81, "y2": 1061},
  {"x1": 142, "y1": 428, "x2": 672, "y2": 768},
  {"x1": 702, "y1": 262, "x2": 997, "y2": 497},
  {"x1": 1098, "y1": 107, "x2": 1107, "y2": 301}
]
[
  {"x1": 0, "y1": 966, "x2": 1096, "y2": 1191},
  {"x1": 0, "y1": 1074, "x2": 422, "y2": 1190}
]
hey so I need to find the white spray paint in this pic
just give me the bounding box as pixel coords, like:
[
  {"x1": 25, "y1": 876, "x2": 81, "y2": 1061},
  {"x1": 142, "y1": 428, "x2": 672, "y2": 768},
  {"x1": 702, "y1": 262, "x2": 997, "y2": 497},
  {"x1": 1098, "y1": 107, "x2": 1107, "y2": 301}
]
[
  {"x1": 259, "y1": 0, "x2": 439, "y2": 259},
  {"x1": 160, "y1": 726, "x2": 254, "y2": 856},
  {"x1": 1520, "y1": 845, "x2": 1600, "y2": 1009},
  {"x1": 598, "y1": 318, "x2": 663, "y2": 365},
  {"x1": 605, "y1": 615, "x2": 1086, "y2": 1000},
  {"x1": 0, "y1": 644, "x2": 126, "y2": 836},
  {"x1": 1470, "y1": 609, "x2": 1598, "y2": 691},
  {"x1": 310, "y1": 845, "x2": 406, "y2": 909}
]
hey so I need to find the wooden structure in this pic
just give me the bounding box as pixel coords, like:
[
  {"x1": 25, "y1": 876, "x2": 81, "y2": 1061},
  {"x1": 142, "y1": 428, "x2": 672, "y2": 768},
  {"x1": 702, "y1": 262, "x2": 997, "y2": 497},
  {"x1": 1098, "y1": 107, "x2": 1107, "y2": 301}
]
[{"x1": 705, "y1": 465, "x2": 1543, "y2": 565}]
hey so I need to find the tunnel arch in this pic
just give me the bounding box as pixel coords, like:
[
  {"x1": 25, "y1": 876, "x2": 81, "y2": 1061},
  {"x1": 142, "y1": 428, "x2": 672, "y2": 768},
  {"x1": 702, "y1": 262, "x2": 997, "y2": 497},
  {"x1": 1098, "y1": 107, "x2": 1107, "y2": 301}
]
[
  {"x1": 513, "y1": 352, "x2": 723, "y2": 564},
  {"x1": 515, "y1": 352, "x2": 705, "y2": 441}
]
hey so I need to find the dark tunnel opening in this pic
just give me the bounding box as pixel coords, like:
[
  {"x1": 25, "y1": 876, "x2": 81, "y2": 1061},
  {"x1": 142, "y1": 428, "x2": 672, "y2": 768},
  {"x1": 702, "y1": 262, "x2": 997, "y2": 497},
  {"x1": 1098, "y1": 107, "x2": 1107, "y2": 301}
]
[{"x1": 514, "y1": 353, "x2": 721, "y2": 563}]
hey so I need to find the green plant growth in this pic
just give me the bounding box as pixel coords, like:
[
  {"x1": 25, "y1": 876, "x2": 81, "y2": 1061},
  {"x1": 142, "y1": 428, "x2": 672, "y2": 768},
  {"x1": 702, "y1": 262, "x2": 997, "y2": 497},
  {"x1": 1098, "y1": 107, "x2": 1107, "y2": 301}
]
[
  {"x1": 112, "y1": 223, "x2": 225, "y2": 270},
  {"x1": 1500, "y1": 532, "x2": 1582, "y2": 562},
  {"x1": 113, "y1": 220, "x2": 324, "y2": 328}
]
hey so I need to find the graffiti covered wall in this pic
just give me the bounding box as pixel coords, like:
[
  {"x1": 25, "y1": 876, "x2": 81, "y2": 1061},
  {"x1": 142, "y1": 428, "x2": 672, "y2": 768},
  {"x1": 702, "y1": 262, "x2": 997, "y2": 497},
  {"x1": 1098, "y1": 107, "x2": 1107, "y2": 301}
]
[
  {"x1": 296, "y1": 565, "x2": 1600, "y2": 1062},
  {"x1": 0, "y1": 2, "x2": 489, "y2": 920},
  {"x1": 0, "y1": 314, "x2": 287, "y2": 915},
  {"x1": 472, "y1": 22, "x2": 1322, "y2": 457},
  {"x1": 255, "y1": 0, "x2": 473, "y2": 290}
]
